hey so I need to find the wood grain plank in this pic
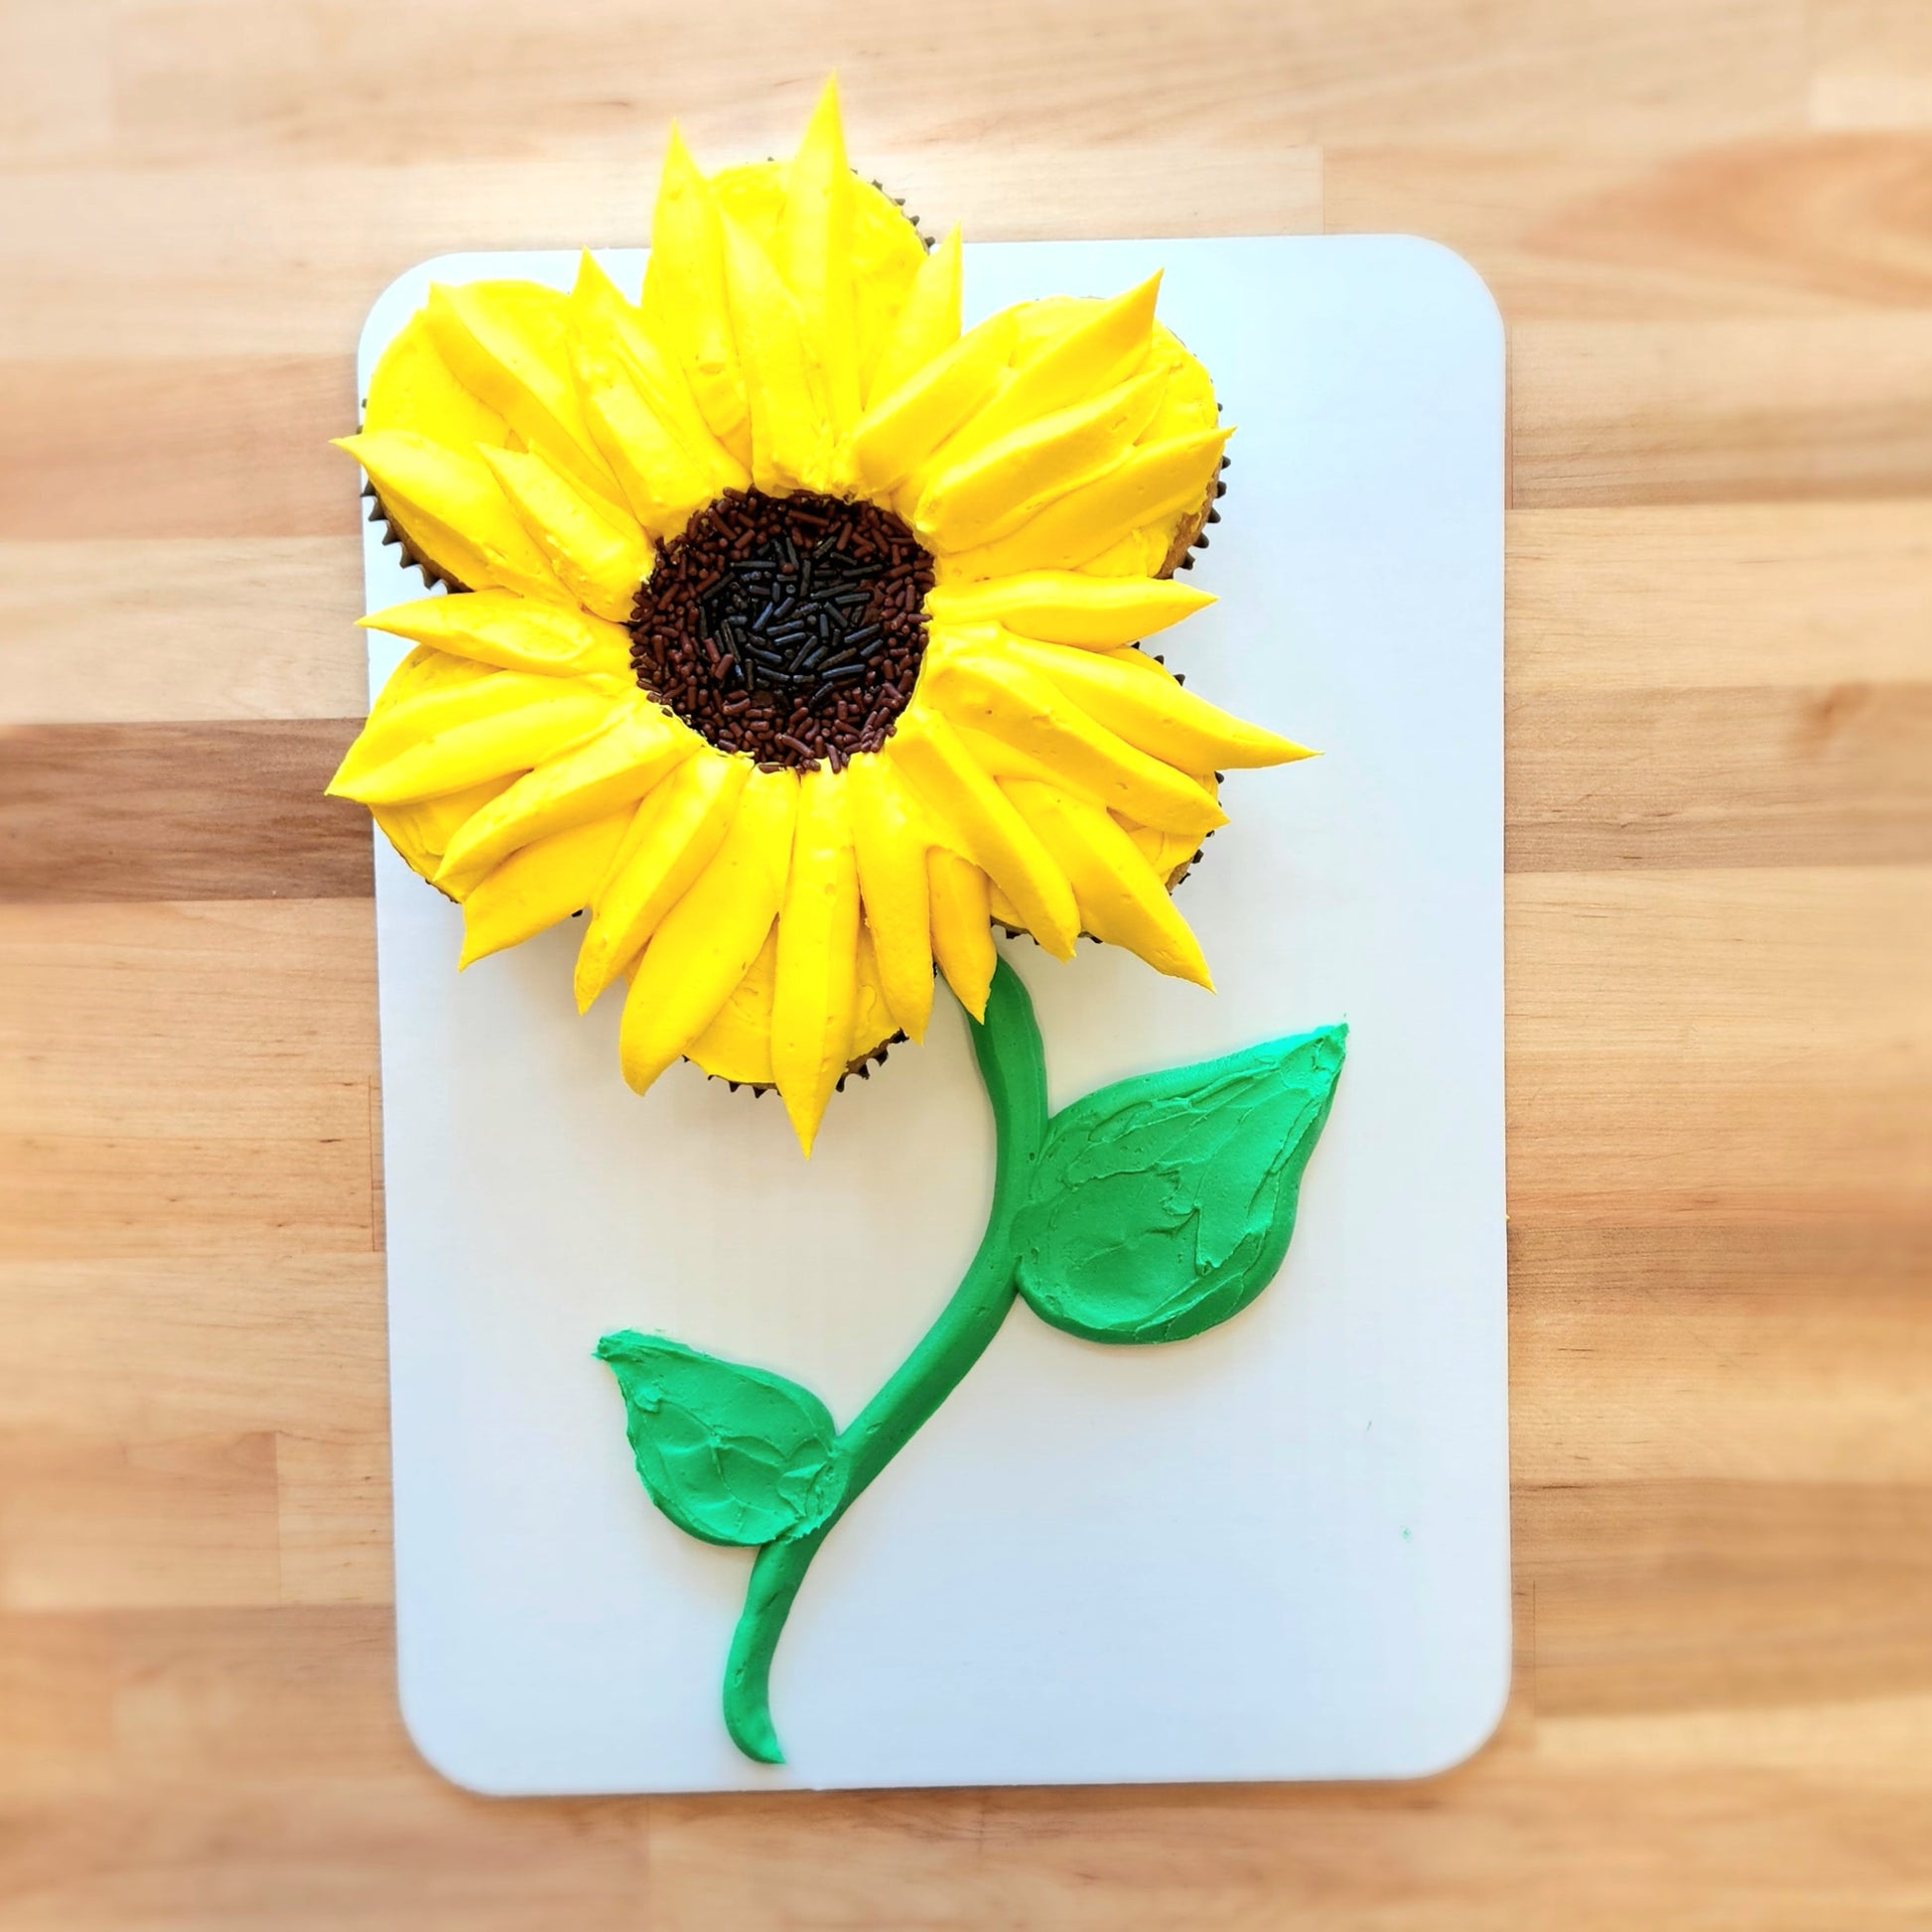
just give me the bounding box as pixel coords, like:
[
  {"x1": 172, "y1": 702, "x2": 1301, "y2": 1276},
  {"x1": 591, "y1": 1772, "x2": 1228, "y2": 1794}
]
[
  {"x1": 0, "y1": 1255, "x2": 391, "y2": 1604},
  {"x1": 1507, "y1": 867, "x2": 1932, "y2": 1224},
  {"x1": 0, "y1": 358, "x2": 355, "y2": 541},
  {"x1": 273, "y1": 1431, "x2": 391, "y2": 1607},
  {"x1": 0, "y1": 1788, "x2": 654, "y2": 1932},
  {"x1": 0, "y1": 1607, "x2": 409, "y2": 1798},
  {"x1": 1324, "y1": 135, "x2": 1932, "y2": 319},
  {"x1": 0, "y1": 539, "x2": 365, "y2": 725},
  {"x1": 1536, "y1": 1686, "x2": 1932, "y2": 1787},
  {"x1": 1511, "y1": 313, "x2": 1932, "y2": 503},
  {"x1": 0, "y1": 1608, "x2": 652, "y2": 1930},
  {"x1": 0, "y1": 1434, "x2": 281, "y2": 1612},
  {"x1": 1520, "y1": 1477, "x2": 1932, "y2": 1717},
  {"x1": 647, "y1": 1761, "x2": 1932, "y2": 1932},
  {"x1": 1810, "y1": 0, "x2": 1932, "y2": 130},
  {"x1": 1511, "y1": 1224, "x2": 1932, "y2": 1482},
  {"x1": 1508, "y1": 502, "x2": 1932, "y2": 691},
  {"x1": 0, "y1": 1, "x2": 113, "y2": 166},
  {"x1": 0, "y1": 899, "x2": 377, "y2": 1259},
  {"x1": 0, "y1": 721, "x2": 368, "y2": 901},
  {"x1": 0, "y1": 155, "x2": 1321, "y2": 360},
  {"x1": 1, "y1": 1601, "x2": 1927, "y2": 1931},
  {"x1": 1506, "y1": 683, "x2": 1932, "y2": 870},
  {"x1": 104, "y1": 0, "x2": 1808, "y2": 166}
]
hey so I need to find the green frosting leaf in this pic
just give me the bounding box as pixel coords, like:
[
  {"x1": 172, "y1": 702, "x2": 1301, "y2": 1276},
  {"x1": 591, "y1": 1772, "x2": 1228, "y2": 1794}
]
[
  {"x1": 595, "y1": 1332, "x2": 844, "y2": 1547},
  {"x1": 1014, "y1": 1024, "x2": 1347, "y2": 1345}
]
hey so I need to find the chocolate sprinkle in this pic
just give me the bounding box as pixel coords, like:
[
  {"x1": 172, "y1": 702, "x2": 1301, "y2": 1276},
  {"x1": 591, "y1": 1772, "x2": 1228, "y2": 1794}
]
[{"x1": 628, "y1": 488, "x2": 934, "y2": 770}]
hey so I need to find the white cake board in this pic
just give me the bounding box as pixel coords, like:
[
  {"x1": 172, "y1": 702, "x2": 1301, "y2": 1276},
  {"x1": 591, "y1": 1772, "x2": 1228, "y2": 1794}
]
[{"x1": 360, "y1": 236, "x2": 1508, "y2": 1795}]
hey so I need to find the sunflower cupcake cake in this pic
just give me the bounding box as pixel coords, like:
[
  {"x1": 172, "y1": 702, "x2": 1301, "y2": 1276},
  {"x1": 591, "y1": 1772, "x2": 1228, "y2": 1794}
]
[
  {"x1": 332, "y1": 78, "x2": 1309, "y2": 1156},
  {"x1": 339, "y1": 80, "x2": 1352, "y2": 1768}
]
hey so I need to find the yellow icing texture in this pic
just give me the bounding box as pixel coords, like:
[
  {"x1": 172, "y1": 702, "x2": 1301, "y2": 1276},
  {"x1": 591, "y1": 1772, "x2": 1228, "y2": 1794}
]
[{"x1": 334, "y1": 78, "x2": 1311, "y2": 1154}]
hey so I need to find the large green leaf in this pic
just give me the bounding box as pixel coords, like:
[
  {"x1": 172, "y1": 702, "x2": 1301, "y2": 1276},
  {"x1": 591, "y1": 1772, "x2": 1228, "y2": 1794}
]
[
  {"x1": 1013, "y1": 1024, "x2": 1347, "y2": 1344},
  {"x1": 595, "y1": 1332, "x2": 844, "y2": 1547}
]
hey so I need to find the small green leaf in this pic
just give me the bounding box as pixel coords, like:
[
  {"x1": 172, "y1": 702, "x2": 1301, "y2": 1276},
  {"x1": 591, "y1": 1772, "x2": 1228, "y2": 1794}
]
[
  {"x1": 595, "y1": 1332, "x2": 844, "y2": 1547},
  {"x1": 1014, "y1": 1024, "x2": 1346, "y2": 1344}
]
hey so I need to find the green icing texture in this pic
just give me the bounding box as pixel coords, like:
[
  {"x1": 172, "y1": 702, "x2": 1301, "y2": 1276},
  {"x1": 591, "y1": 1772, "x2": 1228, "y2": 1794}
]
[
  {"x1": 595, "y1": 1332, "x2": 843, "y2": 1548},
  {"x1": 720, "y1": 957, "x2": 1048, "y2": 1763},
  {"x1": 1014, "y1": 1025, "x2": 1348, "y2": 1344},
  {"x1": 594, "y1": 955, "x2": 1348, "y2": 1766}
]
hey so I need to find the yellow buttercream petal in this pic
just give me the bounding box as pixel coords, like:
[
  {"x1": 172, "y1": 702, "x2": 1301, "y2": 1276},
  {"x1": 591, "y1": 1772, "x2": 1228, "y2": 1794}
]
[
  {"x1": 433, "y1": 695, "x2": 695, "y2": 895},
  {"x1": 846, "y1": 754, "x2": 934, "y2": 1042},
  {"x1": 570, "y1": 252, "x2": 749, "y2": 502},
  {"x1": 337, "y1": 656, "x2": 494, "y2": 787},
  {"x1": 848, "y1": 204, "x2": 931, "y2": 400},
  {"x1": 770, "y1": 766, "x2": 861, "y2": 1155},
  {"x1": 886, "y1": 711, "x2": 1078, "y2": 958},
  {"x1": 570, "y1": 336, "x2": 720, "y2": 542},
  {"x1": 950, "y1": 721, "x2": 1079, "y2": 794},
  {"x1": 363, "y1": 310, "x2": 510, "y2": 452},
  {"x1": 926, "y1": 850, "x2": 996, "y2": 1021},
  {"x1": 575, "y1": 748, "x2": 750, "y2": 1010},
  {"x1": 1003, "y1": 779, "x2": 1212, "y2": 989},
  {"x1": 1002, "y1": 635, "x2": 1311, "y2": 770},
  {"x1": 866, "y1": 224, "x2": 962, "y2": 408},
  {"x1": 329, "y1": 670, "x2": 620, "y2": 806},
  {"x1": 477, "y1": 446, "x2": 652, "y2": 624},
  {"x1": 642, "y1": 127, "x2": 752, "y2": 468},
  {"x1": 711, "y1": 153, "x2": 925, "y2": 400},
  {"x1": 848, "y1": 308, "x2": 1017, "y2": 497},
  {"x1": 922, "y1": 641, "x2": 1225, "y2": 838},
  {"x1": 336, "y1": 432, "x2": 567, "y2": 601},
  {"x1": 358, "y1": 652, "x2": 514, "y2": 882},
  {"x1": 567, "y1": 249, "x2": 639, "y2": 307},
  {"x1": 778, "y1": 75, "x2": 862, "y2": 440},
  {"x1": 423, "y1": 281, "x2": 623, "y2": 509},
  {"x1": 685, "y1": 913, "x2": 898, "y2": 1089},
  {"x1": 373, "y1": 777, "x2": 512, "y2": 890},
  {"x1": 356, "y1": 316, "x2": 512, "y2": 586},
  {"x1": 913, "y1": 368, "x2": 1170, "y2": 554},
  {"x1": 365, "y1": 640, "x2": 495, "y2": 718},
  {"x1": 358, "y1": 591, "x2": 631, "y2": 678},
  {"x1": 331, "y1": 100, "x2": 1281, "y2": 1151},
  {"x1": 1122, "y1": 811, "x2": 1209, "y2": 886},
  {"x1": 720, "y1": 211, "x2": 834, "y2": 493},
  {"x1": 923, "y1": 569, "x2": 1213, "y2": 647},
  {"x1": 849, "y1": 926, "x2": 897, "y2": 1060},
  {"x1": 936, "y1": 276, "x2": 1162, "y2": 474},
  {"x1": 686, "y1": 923, "x2": 779, "y2": 1085},
  {"x1": 941, "y1": 425, "x2": 1231, "y2": 580},
  {"x1": 1048, "y1": 526, "x2": 1160, "y2": 579},
  {"x1": 458, "y1": 810, "x2": 632, "y2": 966},
  {"x1": 619, "y1": 766, "x2": 799, "y2": 1095}
]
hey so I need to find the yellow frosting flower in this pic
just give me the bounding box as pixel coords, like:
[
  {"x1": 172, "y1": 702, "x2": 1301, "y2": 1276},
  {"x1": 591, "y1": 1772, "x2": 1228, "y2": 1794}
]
[{"x1": 332, "y1": 79, "x2": 1311, "y2": 1155}]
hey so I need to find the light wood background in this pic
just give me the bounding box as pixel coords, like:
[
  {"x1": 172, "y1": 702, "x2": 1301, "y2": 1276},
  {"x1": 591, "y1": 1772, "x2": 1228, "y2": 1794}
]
[{"x1": 4, "y1": 2, "x2": 1931, "y2": 1926}]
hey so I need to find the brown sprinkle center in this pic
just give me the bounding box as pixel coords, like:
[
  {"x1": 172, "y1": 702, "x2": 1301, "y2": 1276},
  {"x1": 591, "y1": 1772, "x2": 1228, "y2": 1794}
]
[{"x1": 627, "y1": 488, "x2": 935, "y2": 772}]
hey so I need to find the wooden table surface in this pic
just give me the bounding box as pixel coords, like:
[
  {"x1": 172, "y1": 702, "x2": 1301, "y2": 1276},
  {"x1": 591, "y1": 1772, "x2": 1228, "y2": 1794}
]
[{"x1": 4, "y1": 2, "x2": 1931, "y2": 1926}]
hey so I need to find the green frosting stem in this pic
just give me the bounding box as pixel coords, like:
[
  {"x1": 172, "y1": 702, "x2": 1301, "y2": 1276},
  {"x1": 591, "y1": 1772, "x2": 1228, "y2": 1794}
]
[{"x1": 722, "y1": 956, "x2": 1048, "y2": 1764}]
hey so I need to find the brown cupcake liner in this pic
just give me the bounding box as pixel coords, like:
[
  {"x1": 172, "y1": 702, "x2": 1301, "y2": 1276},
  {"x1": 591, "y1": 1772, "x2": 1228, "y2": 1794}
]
[
  {"x1": 362, "y1": 483, "x2": 470, "y2": 596},
  {"x1": 1157, "y1": 434, "x2": 1230, "y2": 580},
  {"x1": 747, "y1": 158, "x2": 934, "y2": 251},
  {"x1": 711, "y1": 1030, "x2": 906, "y2": 1102},
  {"x1": 869, "y1": 179, "x2": 937, "y2": 253}
]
